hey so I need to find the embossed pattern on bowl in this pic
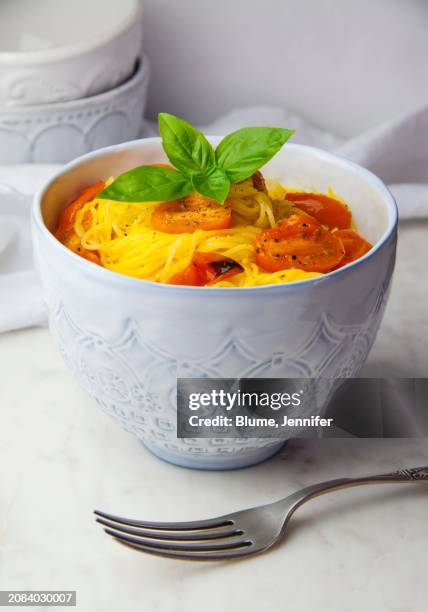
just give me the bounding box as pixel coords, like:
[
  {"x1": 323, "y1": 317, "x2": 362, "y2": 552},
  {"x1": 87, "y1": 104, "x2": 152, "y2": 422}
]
[{"x1": 0, "y1": 58, "x2": 149, "y2": 164}]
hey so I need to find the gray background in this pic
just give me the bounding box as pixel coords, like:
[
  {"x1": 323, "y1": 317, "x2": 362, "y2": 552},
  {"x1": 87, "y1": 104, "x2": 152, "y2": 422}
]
[{"x1": 143, "y1": 0, "x2": 428, "y2": 136}]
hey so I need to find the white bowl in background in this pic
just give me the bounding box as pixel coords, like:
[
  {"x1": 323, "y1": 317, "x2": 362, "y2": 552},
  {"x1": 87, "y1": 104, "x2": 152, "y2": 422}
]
[
  {"x1": 0, "y1": 0, "x2": 143, "y2": 106},
  {"x1": 0, "y1": 57, "x2": 149, "y2": 164},
  {"x1": 32, "y1": 139, "x2": 398, "y2": 470}
]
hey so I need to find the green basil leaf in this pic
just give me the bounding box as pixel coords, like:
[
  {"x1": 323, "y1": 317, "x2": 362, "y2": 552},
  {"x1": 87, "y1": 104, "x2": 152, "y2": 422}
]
[
  {"x1": 215, "y1": 127, "x2": 295, "y2": 183},
  {"x1": 192, "y1": 167, "x2": 230, "y2": 204},
  {"x1": 158, "y1": 112, "x2": 215, "y2": 176},
  {"x1": 99, "y1": 166, "x2": 193, "y2": 203}
]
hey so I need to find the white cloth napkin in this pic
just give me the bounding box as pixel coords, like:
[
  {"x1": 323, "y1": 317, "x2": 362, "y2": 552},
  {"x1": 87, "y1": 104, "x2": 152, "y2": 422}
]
[
  {"x1": 1, "y1": 104, "x2": 428, "y2": 334},
  {"x1": 0, "y1": 166, "x2": 60, "y2": 333}
]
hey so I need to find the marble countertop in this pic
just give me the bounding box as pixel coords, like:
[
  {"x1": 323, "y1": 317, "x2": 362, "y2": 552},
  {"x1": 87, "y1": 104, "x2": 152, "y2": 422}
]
[{"x1": 1, "y1": 219, "x2": 428, "y2": 612}]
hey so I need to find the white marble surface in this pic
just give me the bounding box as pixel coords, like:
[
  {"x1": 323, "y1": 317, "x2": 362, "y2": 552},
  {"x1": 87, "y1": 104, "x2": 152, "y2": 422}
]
[{"x1": 1, "y1": 219, "x2": 428, "y2": 612}]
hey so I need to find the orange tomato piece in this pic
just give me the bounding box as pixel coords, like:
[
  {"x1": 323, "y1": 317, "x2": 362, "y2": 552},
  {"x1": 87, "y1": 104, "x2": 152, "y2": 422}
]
[
  {"x1": 151, "y1": 193, "x2": 232, "y2": 234},
  {"x1": 269, "y1": 211, "x2": 322, "y2": 238},
  {"x1": 255, "y1": 213, "x2": 345, "y2": 273},
  {"x1": 55, "y1": 181, "x2": 105, "y2": 240},
  {"x1": 168, "y1": 261, "x2": 204, "y2": 286},
  {"x1": 192, "y1": 252, "x2": 243, "y2": 283},
  {"x1": 334, "y1": 229, "x2": 372, "y2": 268},
  {"x1": 285, "y1": 192, "x2": 351, "y2": 230},
  {"x1": 169, "y1": 251, "x2": 243, "y2": 286},
  {"x1": 55, "y1": 181, "x2": 105, "y2": 264}
]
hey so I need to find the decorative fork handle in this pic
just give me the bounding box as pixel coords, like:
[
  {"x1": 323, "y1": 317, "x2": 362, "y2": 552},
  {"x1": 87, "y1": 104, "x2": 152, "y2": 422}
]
[
  {"x1": 285, "y1": 466, "x2": 428, "y2": 515},
  {"x1": 375, "y1": 466, "x2": 428, "y2": 481}
]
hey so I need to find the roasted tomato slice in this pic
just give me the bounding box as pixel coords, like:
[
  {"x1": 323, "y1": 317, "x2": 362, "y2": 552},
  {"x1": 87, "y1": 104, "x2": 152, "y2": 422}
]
[
  {"x1": 255, "y1": 213, "x2": 345, "y2": 273},
  {"x1": 168, "y1": 261, "x2": 203, "y2": 286},
  {"x1": 151, "y1": 193, "x2": 232, "y2": 234},
  {"x1": 169, "y1": 251, "x2": 243, "y2": 286},
  {"x1": 55, "y1": 181, "x2": 105, "y2": 265},
  {"x1": 251, "y1": 170, "x2": 268, "y2": 193},
  {"x1": 55, "y1": 181, "x2": 105, "y2": 241},
  {"x1": 285, "y1": 191, "x2": 351, "y2": 230},
  {"x1": 271, "y1": 211, "x2": 321, "y2": 238},
  {"x1": 334, "y1": 229, "x2": 372, "y2": 268},
  {"x1": 192, "y1": 252, "x2": 244, "y2": 283}
]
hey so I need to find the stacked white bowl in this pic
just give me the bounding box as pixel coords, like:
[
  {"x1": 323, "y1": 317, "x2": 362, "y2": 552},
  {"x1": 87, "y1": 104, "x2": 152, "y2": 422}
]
[{"x1": 0, "y1": 0, "x2": 148, "y2": 163}]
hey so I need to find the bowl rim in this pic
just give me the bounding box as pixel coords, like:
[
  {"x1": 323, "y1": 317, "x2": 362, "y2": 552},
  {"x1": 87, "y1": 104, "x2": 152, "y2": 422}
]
[
  {"x1": 32, "y1": 139, "x2": 398, "y2": 295},
  {"x1": 0, "y1": 0, "x2": 142, "y2": 66},
  {"x1": 0, "y1": 55, "x2": 149, "y2": 114}
]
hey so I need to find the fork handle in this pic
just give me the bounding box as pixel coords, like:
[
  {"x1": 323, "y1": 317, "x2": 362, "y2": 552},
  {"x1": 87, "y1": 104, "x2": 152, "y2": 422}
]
[{"x1": 286, "y1": 466, "x2": 428, "y2": 514}]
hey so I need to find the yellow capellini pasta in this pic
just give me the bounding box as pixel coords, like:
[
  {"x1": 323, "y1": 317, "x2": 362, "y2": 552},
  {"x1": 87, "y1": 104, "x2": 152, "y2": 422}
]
[{"x1": 73, "y1": 177, "x2": 321, "y2": 286}]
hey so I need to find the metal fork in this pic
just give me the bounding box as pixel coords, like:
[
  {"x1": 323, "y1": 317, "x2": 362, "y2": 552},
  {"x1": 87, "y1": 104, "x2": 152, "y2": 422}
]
[{"x1": 95, "y1": 465, "x2": 428, "y2": 561}]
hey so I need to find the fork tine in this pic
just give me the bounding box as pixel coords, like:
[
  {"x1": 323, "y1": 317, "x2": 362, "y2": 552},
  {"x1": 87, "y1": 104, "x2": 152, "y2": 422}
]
[
  {"x1": 103, "y1": 527, "x2": 251, "y2": 552},
  {"x1": 94, "y1": 509, "x2": 233, "y2": 532},
  {"x1": 96, "y1": 517, "x2": 242, "y2": 541},
  {"x1": 109, "y1": 531, "x2": 253, "y2": 561}
]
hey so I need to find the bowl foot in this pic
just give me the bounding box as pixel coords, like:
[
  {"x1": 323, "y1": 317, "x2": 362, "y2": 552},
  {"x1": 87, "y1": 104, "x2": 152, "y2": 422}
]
[{"x1": 140, "y1": 439, "x2": 287, "y2": 470}]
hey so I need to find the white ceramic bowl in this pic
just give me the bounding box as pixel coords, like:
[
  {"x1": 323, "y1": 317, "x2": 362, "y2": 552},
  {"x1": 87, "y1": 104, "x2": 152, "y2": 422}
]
[
  {"x1": 0, "y1": 0, "x2": 143, "y2": 106},
  {"x1": 0, "y1": 58, "x2": 149, "y2": 164},
  {"x1": 32, "y1": 139, "x2": 398, "y2": 470}
]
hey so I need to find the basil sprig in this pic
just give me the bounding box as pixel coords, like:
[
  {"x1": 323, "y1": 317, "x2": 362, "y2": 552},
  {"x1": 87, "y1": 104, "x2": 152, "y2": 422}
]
[{"x1": 100, "y1": 113, "x2": 294, "y2": 204}]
